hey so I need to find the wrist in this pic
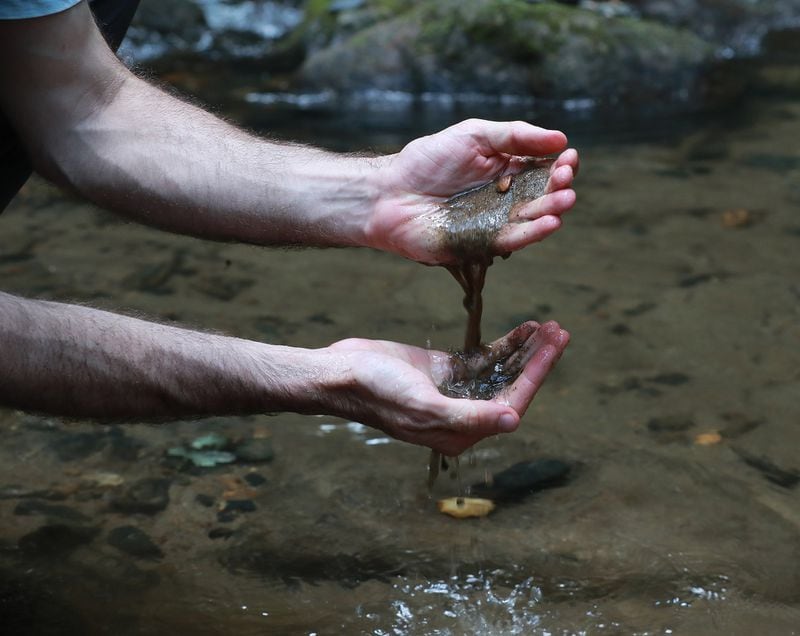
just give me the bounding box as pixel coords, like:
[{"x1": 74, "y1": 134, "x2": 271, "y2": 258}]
[{"x1": 251, "y1": 343, "x2": 355, "y2": 417}]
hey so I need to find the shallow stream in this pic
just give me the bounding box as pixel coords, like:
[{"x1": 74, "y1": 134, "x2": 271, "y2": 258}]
[{"x1": 0, "y1": 55, "x2": 798, "y2": 634}]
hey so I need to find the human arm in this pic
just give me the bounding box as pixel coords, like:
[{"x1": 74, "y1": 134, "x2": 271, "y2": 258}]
[
  {"x1": 0, "y1": 292, "x2": 567, "y2": 455},
  {"x1": 0, "y1": 1, "x2": 577, "y2": 264}
]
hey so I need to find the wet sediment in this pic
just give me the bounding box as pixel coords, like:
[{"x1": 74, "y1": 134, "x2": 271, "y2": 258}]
[
  {"x1": 439, "y1": 159, "x2": 553, "y2": 396},
  {"x1": 430, "y1": 160, "x2": 552, "y2": 486}
]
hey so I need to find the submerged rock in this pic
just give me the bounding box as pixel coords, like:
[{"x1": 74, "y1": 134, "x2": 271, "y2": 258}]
[
  {"x1": 18, "y1": 524, "x2": 100, "y2": 555},
  {"x1": 298, "y1": 0, "x2": 721, "y2": 110},
  {"x1": 469, "y1": 459, "x2": 571, "y2": 502},
  {"x1": 234, "y1": 437, "x2": 275, "y2": 463},
  {"x1": 107, "y1": 526, "x2": 164, "y2": 560},
  {"x1": 13, "y1": 501, "x2": 91, "y2": 525},
  {"x1": 110, "y1": 478, "x2": 171, "y2": 515}
]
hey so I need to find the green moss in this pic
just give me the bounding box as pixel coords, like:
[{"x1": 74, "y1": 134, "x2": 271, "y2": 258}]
[{"x1": 408, "y1": 0, "x2": 710, "y2": 66}]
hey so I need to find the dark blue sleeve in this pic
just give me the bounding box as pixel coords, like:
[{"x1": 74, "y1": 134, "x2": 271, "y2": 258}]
[{"x1": 0, "y1": 1, "x2": 82, "y2": 20}]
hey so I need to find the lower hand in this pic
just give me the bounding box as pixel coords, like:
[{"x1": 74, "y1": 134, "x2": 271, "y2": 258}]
[{"x1": 325, "y1": 321, "x2": 569, "y2": 455}]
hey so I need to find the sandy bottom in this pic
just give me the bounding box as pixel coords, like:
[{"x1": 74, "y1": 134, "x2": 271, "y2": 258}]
[{"x1": 0, "y1": 87, "x2": 798, "y2": 634}]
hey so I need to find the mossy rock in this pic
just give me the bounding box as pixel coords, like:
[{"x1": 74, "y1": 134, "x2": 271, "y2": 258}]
[{"x1": 297, "y1": 0, "x2": 721, "y2": 107}]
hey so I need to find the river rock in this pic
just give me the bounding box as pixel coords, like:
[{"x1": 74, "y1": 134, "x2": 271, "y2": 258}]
[
  {"x1": 298, "y1": 0, "x2": 720, "y2": 110},
  {"x1": 110, "y1": 478, "x2": 171, "y2": 515},
  {"x1": 18, "y1": 524, "x2": 100, "y2": 555},
  {"x1": 13, "y1": 500, "x2": 91, "y2": 525},
  {"x1": 234, "y1": 437, "x2": 275, "y2": 463},
  {"x1": 469, "y1": 458, "x2": 571, "y2": 502},
  {"x1": 107, "y1": 525, "x2": 164, "y2": 560},
  {"x1": 630, "y1": 0, "x2": 800, "y2": 55}
]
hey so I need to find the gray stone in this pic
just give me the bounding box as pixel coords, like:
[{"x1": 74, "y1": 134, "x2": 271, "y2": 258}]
[
  {"x1": 107, "y1": 525, "x2": 164, "y2": 560},
  {"x1": 111, "y1": 478, "x2": 171, "y2": 515}
]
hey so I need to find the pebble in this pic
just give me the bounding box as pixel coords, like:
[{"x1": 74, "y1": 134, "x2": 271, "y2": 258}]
[
  {"x1": 0, "y1": 484, "x2": 67, "y2": 501},
  {"x1": 243, "y1": 473, "x2": 267, "y2": 487},
  {"x1": 221, "y1": 499, "x2": 257, "y2": 514},
  {"x1": 13, "y1": 500, "x2": 91, "y2": 525},
  {"x1": 234, "y1": 438, "x2": 274, "y2": 463},
  {"x1": 167, "y1": 447, "x2": 237, "y2": 468},
  {"x1": 190, "y1": 432, "x2": 229, "y2": 451},
  {"x1": 195, "y1": 493, "x2": 215, "y2": 508},
  {"x1": 111, "y1": 478, "x2": 171, "y2": 515},
  {"x1": 208, "y1": 527, "x2": 235, "y2": 540},
  {"x1": 82, "y1": 472, "x2": 125, "y2": 488},
  {"x1": 216, "y1": 499, "x2": 256, "y2": 523},
  {"x1": 49, "y1": 431, "x2": 107, "y2": 462},
  {"x1": 18, "y1": 524, "x2": 100, "y2": 555},
  {"x1": 107, "y1": 525, "x2": 164, "y2": 560}
]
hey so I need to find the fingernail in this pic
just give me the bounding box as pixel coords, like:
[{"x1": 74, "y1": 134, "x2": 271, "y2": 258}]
[{"x1": 498, "y1": 413, "x2": 518, "y2": 432}]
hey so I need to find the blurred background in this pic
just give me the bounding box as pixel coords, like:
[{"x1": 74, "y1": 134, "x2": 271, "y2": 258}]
[{"x1": 1, "y1": 1, "x2": 799, "y2": 634}]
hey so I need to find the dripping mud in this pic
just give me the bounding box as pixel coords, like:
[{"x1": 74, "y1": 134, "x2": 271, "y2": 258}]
[{"x1": 430, "y1": 159, "x2": 553, "y2": 486}]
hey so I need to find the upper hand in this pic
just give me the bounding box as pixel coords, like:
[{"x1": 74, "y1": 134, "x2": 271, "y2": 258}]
[
  {"x1": 367, "y1": 119, "x2": 579, "y2": 265},
  {"x1": 325, "y1": 321, "x2": 569, "y2": 456}
]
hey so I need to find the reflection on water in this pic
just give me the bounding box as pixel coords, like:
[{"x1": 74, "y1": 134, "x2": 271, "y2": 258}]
[{"x1": 1, "y1": 54, "x2": 799, "y2": 634}]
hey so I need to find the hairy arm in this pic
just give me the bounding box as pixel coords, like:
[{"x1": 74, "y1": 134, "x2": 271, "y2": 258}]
[
  {"x1": 0, "y1": 2, "x2": 577, "y2": 263},
  {"x1": 0, "y1": 1, "x2": 381, "y2": 248},
  {"x1": 0, "y1": 291, "x2": 567, "y2": 455},
  {"x1": 0, "y1": 291, "x2": 341, "y2": 419}
]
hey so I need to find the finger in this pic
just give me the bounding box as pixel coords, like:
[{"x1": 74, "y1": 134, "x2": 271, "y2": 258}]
[
  {"x1": 423, "y1": 400, "x2": 520, "y2": 456},
  {"x1": 545, "y1": 164, "x2": 574, "y2": 194},
  {"x1": 499, "y1": 329, "x2": 541, "y2": 377},
  {"x1": 483, "y1": 321, "x2": 540, "y2": 363},
  {"x1": 458, "y1": 321, "x2": 539, "y2": 375},
  {"x1": 496, "y1": 216, "x2": 562, "y2": 253},
  {"x1": 498, "y1": 323, "x2": 570, "y2": 417},
  {"x1": 510, "y1": 188, "x2": 576, "y2": 222},
  {"x1": 552, "y1": 148, "x2": 580, "y2": 177},
  {"x1": 460, "y1": 119, "x2": 568, "y2": 158}
]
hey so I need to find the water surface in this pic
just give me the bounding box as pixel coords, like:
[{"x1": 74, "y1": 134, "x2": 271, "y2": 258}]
[{"x1": 1, "y1": 62, "x2": 798, "y2": 634}]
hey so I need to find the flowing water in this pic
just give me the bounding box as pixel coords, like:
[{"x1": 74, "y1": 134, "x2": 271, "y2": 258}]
[{"x1": 1, "y1": 54, "x2": 799, "y2": 634}]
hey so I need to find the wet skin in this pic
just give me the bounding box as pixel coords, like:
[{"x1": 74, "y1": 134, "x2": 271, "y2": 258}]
[{"x1": 429, "y1": 162, "x2": 560, "y2": 483}]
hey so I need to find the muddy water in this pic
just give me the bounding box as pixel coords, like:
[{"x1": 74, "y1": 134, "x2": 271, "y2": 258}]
[{"x1": 1, "y1": 83, "x2": 799, "y2": 633}]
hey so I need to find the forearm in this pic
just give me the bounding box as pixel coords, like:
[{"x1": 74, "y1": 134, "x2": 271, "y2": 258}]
[
  {"x1": 0, "y1": 1, "x2": 389, "y2": 249},
  {"x1": 47, "y1": 74, "x2": 388, "y2": 247},
  {"x1": 0, "y1": 291, "x2": 347, "y2": 419}
]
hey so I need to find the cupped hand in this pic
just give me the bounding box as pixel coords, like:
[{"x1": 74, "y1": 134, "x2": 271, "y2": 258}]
[
  {"x1": 326, "y1": 321, "x2": 569, "y2": 456},
  {"x1": 368, "y1": 119, "x2": 579, "y2": 264}
]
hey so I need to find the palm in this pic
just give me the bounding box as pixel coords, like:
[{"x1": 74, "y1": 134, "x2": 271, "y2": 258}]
[{"x1": 328, "y1": 321, "x2": 569, "y2": 456}]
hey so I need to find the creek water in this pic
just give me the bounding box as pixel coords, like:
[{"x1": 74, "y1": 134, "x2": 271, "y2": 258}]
[{"x1": 1, "y1": 58, "x2": 799, "y2": 634}]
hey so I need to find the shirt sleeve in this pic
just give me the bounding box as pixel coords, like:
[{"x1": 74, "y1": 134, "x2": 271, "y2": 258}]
[{"x1": 0, "y1": 0, "x2": 82, "y2": 20}]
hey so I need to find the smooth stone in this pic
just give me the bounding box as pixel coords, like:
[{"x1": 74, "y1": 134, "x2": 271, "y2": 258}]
[
  {"x1": 167, "y1": 447, "x2": 236, "y2": 468},
  {"x1": 469, "y1": 459, "x2": 571, "y2": 502},
  {"x1": 234, "y1": 438, "x2": 275, "y2": 463},
  {"x1": 190, "y1": 432, "x2": 229, "y2": 451},
  {"x1": 110, "y1": 478, "x2": 171, "y2": 515},
  {"x1": 107, "y1": 525, "x2": 164, "y2": 560},
  {"x1": 18, "y1": 524, "x2": 100, "y2": 555},
  {"x1": 243, "y1": 473, "x2": 267, "y2": 487},
  {"x1": 49, "y1": 432, "x2": 107, "y2": 462},
  {"x1": 208, "y1": 527, "x2": 236, "y2": 540},
  {"x1": 647, "y1": 415, "x2": 694, "y2": 433},
  {"x1": 0, "y1": 484, "x2": 67, "y2": 501},
  {"x1": 195, "y1": 493, "x2": 215, "y2": 508},
  {"x1": 13, "y1": 500, "x2": 91, "y2": 525},
  {"x1": 222, "y1": 499, "x2": 257, "y2": 514},
  {"x1": 734, "y1": 448, "x2": 800, "y2": 489},
  {"x1": 216, "y1": 511, "x2": 237, "y2": 524}
]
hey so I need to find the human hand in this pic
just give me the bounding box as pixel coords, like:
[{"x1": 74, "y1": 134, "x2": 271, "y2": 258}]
[
  {"x1": 325, "y1": 321, "x2": 569, "y2": 455},
  {"x1": 367, "y1": 119, "x2": 579, "y2": 264}
]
